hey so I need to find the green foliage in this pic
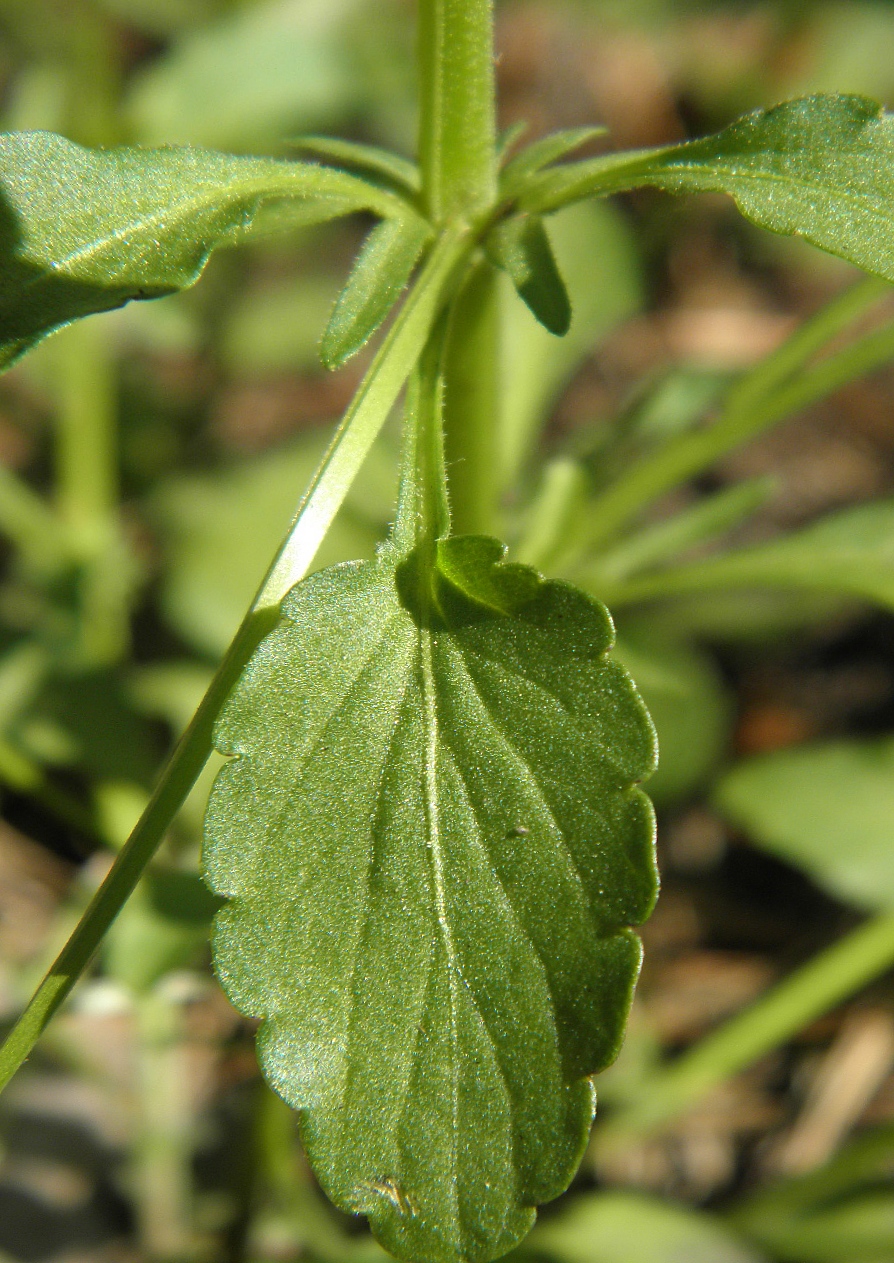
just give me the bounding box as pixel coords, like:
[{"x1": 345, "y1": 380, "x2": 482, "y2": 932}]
[
  {"x1": 716, "y1": 738, "x2": 894, "y2": 911},
  {"x1": 0, "y1": 130, "x2": 405, "y2": 368},
  {"x1": 612, "y1": 499, "x2": 894, "y2": 611},
  {"x1": 486, "y1": 214, "x2": 571, "y2": 337},
  {"x1": 322, "y1": 215, "x2": 432, "y2": 368},
  {"x1": 204, "y1": 534, "x2": 657, "y2": 1263},
  {"x1": 524, "y1": 95, "x2": 894, "y2": 282},
  {"x1": 9, "y1": 3, "x2": 894, "y2": 1259},
  {"x1": 527, "y1": 1190, "x2": 764, "y2": 1263}
]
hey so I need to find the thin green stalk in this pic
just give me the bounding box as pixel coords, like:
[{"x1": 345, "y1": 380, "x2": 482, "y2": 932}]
[
  {"x1": 395, "y1": 318, "x2": 451, "y2": 553},
  {"x1": 265, "y1": 226, "x2": 469, "y2": 596},
  {"x1": 0, "y1": 229, "x2": 470, "y2": 1094},
  {"x1": 579, "y1": 295, "x2": 894, "y2": 557},
  {"x1": 594, "y1": 911, "x2": 894, "y2": 1156},
  {"x1": 441, "y1": 261, "x2": 501, "y2": 535},
  {"x1": 417, "y1": 1, "x2": 501, "y2": 538},
  {"x1": 723, "y1": 276, "x2": 889, "y2": 417},
  {"x1": 54, "y1": 319, "x2": 117, "y2": 549},
  {"x1": 134, "y1": 985, "x2": 198, "y2": 1261},
  {"x1": 417, "y1": 0, "x2": 497, "y2": 222},
  {"x1": 591, "y1": 475, "x2": 775, "y2": 586}
]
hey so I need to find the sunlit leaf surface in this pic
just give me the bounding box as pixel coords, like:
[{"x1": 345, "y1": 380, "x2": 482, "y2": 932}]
[
  {"x1": 0, "y1": 130, "x2": 403, "y2": 367},
  {"x1": 524, "y1": 95, "x2": 894, "y2": 281},
  {"x1": 204, "y1": 535, "x2": 657, "y2": 1263}
]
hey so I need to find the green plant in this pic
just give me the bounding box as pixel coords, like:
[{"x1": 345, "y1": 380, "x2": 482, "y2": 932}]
[{"x1": 4, "y1": 3, "x2": 894, "y2": 1262}]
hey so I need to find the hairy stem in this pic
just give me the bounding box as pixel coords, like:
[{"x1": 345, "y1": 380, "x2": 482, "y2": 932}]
[
  {"x1": 417, "y1": 0, "x2": 497, "y2": 222},
  {"x1": 441, "y1": 261, "x2": 501, "y2": 535}
]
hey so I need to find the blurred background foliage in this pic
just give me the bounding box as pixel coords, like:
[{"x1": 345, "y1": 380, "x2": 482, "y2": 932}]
[{"x1": 2, "y1": 1, "x2": 894, "y2": 1261}]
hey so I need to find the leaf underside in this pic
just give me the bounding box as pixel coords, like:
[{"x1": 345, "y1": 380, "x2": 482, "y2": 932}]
[{"x1": 204, "y1": 536, "x2": 657, "y2": 1263}]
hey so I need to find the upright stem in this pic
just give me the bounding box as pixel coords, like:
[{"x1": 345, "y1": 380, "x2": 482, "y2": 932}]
[
  {"x1": 417, "y1": 0, "x2": 497, "y2": 222},
  {"x1": 55, "y1": 319, "x2": 117, "y2": 540},
  {"x1": 441, "y1": 261, "x2": 500, "y2": 535},
  {"x1": 417, "y1": 0, "x2": 501, "y2": 537},
  {"x1": 395, "y1": 318, "x2": 451, "y2": 554}
]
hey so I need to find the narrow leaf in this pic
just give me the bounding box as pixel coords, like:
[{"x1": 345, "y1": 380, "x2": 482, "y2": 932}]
[
  {"x1": 204, "y1": 535, "x2": 657, "y2": 1263},
  {"x1": 521, "y1": 95, "x2": 894, "y2": 282},
  {"x1": 488, "y1": 214, "x2": 572, "y2": 336},
  {"x1": 321, "y1": 214, "x2": 432, "y2": 370},
  {"x1": 0, "y1": 130, "x2": 406, "y2": 368},
  {"x1": 501, "y1": 126, "x2": 607, "y2": 195},
  {"x1": 605, "y1": 499, "x2": 894, "y2": 611},
  {"x1": 291, "y1": 135, "x2": 421, "y2": 195}
]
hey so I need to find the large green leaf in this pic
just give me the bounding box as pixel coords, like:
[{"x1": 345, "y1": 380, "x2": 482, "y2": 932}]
[
  {"x1": 716, "y1": 738, "x2": 894, "y2": 911},
  {"x1": 0, "y1": 130, "x2": 407, "y2": 368},
  {"x1": 203, "y1": 535, "x2": 657, "y2": 1263},
  {"x1": 521, "y1": 95, "x2": 894, "y2": 282}
]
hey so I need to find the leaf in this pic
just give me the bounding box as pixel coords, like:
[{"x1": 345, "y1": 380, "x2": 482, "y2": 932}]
[
  {"x1": 609, "y1": 500, "x2": 894, "y2": 612},
  {"x1": 527, "y1": 1190, "x2": 765, "y2": 1263},
  {"x1": 499, "y1": 200, "x2": 643, "y2": 489},
  {"x1": 500, "y1": 126, "x2": 607, "y2": 195},
  {"x1": 291, "y1": 135, "x2": 421, "y2": 195},
  {"x1": 0, "y1": 130, "x2": 404, "y2": 369},
  {"x1": 203, "y1": 535, "x2": 657, "y2": 1263},
  {"x1": 487, "y1": 215, "x2": 572, "y2": 337},
  {"x1": 321, "y1": 215, "x2": 432, "y2": 369},
  {"x1": 521, "y1": 95, "x2": 894, "y2": 282},
  {"x1": 715, "y1": 738, "x2": 894, "y2": 911}
]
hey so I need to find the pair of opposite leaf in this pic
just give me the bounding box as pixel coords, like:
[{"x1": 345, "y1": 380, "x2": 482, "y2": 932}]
[
  {"x1": 5, "y1": 90, "x2": 894, "y2": 1263},
  {"x1": 6, "y1": 96, "x2": 894, "y2": 372}
]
